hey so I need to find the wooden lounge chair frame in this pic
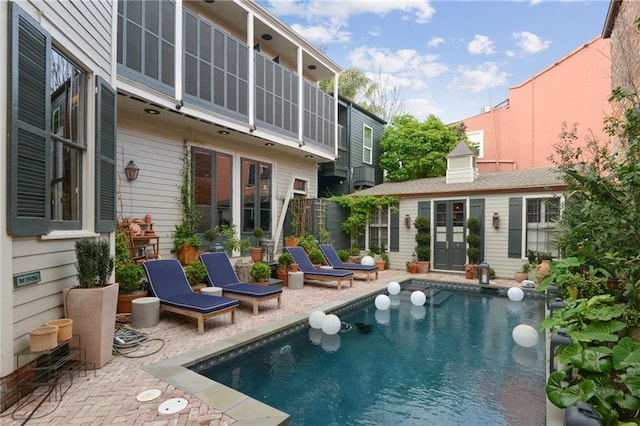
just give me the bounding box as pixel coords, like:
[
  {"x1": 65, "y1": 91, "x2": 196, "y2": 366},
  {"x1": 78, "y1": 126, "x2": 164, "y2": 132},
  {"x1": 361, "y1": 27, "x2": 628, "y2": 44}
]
[
  {"x1": 200, "y1": 252, "x2": 283, "y2": 315},
  {"x1": 285, "y1": 247, "x2": 354, "y2": 290},
  {"x1": 158, "y1": 303, "x2": 236, "y2": 334},
  {"x1": 318, "y1": 244, "x2": 379, "y2": 282}
]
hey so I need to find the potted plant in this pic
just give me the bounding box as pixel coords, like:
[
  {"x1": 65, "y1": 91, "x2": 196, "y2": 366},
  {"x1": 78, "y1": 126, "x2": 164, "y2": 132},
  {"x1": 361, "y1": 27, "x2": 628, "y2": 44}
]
[
  {"x1": 185, "y1": 260, "x2": 208, "y2": 290},
  {"x1": 337, "y1": 249, "x2": 350, "y2": 263},
  {"x1": 514, "y1": 263, "x2": 531, "y2": 283},
  {"x1": 406, "y1": 252, "x2": 419, "y2": 273},
  {"x1": 414, "y1": 216, "x2": 431, "y2": 273},
  {"x1": 203, "y1": 228, "x2": 220, "y2": 252},
  {"x1": 175, "y1": 144, "x2": 201, "y2": 265},
  {"x1": 114, "y1": 228, "x2": 147, "y2": 313},
  {"x1": 465, "y1": 216, "x2": 481, "y2": 278},
  {"x1": 250, "y1": 228, "x2": 265, "y2": 262},
  {"x1": 249, "y1": 262, "x2": 272, "y2": 286},
  {"x1": 63, "y1": 238, "x2": 118, "y2": 369},
  {"x1": 277, "y1": 252, "x2": 295, "y2": 286},
  {"x1": 308, "y1": 247, "x2": 325, "y2": 267}
]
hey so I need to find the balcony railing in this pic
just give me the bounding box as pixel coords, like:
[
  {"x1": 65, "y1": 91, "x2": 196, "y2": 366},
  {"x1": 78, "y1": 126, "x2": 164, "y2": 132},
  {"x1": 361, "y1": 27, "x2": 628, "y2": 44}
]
[{"x1": 116, "y1": 0, "x2": 335, "y2": 154}]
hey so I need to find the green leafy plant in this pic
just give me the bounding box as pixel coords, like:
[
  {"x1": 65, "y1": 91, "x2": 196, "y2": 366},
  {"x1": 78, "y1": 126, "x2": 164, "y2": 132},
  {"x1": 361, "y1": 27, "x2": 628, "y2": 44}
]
[
  {"x1": 184, "y1": 260, "x2": 207, "y2": 287},
  {"x1": 330, "y1": 194, "x2": 399, "y2": 247},
  {"x1": 277, "y1": 252, "x2": 295, "y2": 271},
  {"x1": 307, "y1": 247, "x2": 325, "y2": 265},
  {"x1": 217, "y1": 223, "x2": 249, "y2": 256},
  {"x1": 465, "y1": 216, "x2": 481, "y2": 264},
  {"x1": 114, "y1": 229, "x2": 145, "y2": 294},
  {"x1": 203, "y1": 228, "x2": 219, "y2": 251},
  {"x1": 414, "y1": 215, "x2": 431, "y2": 262},
  {"x1": 252, "y1": 227, "x2": 264, "y2": 246},
  {"x1": 521, "y1": 263, "x2": 532, "y2": 273},
  {"x1": 249, "y1": 262, "x2": 271, "y2": 283},
  {"x1": 541, "y1": 294, "x2": 640, "y2": 424},
  {"x1": 297, "y1": 234, "x2": 317, "y2": 253},
  {"x1": 337, "y1": 249, "x2": 350, "y2": 262},
  {"x1": 75, "y1": 238, "x2": 114, "y2": 288},
  {"x1": 174, "y1": 143, "x2": 201, "y2": 251}
]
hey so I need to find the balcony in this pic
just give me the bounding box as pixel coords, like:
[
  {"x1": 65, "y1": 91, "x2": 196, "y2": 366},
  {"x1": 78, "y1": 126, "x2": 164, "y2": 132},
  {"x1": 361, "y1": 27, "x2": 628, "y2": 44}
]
[{"x1": 116, "y1": 0, "x2": 337, "y2": 155}]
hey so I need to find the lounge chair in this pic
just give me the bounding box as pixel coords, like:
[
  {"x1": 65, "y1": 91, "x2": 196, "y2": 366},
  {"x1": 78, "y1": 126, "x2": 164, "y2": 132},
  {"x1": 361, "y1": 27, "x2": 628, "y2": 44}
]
[
  {"x1": 284, "y1": 246, "x2": 353, "y2": 290},
  {"x1": 199, "y1": 253, "x2": 283, "y2": 315},
  {"x1": 318, "y1": 244, "x2": 379, "y2": 282},
  {"x1": 142, "y1": 259, "x2": 239, "y2": 334}
]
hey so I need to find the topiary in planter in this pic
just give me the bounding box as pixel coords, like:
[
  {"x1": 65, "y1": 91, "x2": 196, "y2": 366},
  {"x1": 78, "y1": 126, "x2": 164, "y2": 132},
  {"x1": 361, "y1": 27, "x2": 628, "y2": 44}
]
[
  {"x1": 466, "y1": 216, "x2": 481, "y2": 264},
  {"x1": 184, "y1": 260, "x2": 207, "y2": 287},
  {"x1": 308, "y1": 247, "x2": 325, "y2": 265},
  {"x1": 250, "y1": 262, "x2": 271, "y2": 283}
]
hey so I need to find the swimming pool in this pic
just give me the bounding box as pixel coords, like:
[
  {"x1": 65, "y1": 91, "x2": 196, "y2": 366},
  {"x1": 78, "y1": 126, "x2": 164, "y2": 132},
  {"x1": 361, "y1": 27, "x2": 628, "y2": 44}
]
[{"x1": 190, "y1": 281, "x2": 546, "y2": 425}]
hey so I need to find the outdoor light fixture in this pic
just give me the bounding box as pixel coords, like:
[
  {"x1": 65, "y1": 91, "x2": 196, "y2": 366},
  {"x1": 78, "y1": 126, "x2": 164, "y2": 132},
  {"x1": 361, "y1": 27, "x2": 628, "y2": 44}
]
[
  {"x1": 125, "y1": 160, "x2": 140, "y2": 182},
  {"x1": 492, "y1": 212, "x2": 500, "y2": 229},
  {"x1": 404, "y1": 214, "x2": 411, "y2": 229},
  {"x1": 549, "y1": 329, "x2": 572, "y2": 374},
  {"x1": 478, "y1": 260, "x2": 490, "y2": 285}
]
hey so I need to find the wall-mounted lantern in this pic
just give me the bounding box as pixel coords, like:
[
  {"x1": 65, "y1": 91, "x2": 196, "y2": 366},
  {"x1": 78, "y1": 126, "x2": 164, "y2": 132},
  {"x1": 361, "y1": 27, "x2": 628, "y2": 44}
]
[
  {"x1": 125, "y1": 160, "x2": 140, "y2": 182},
  {"x1": 404, "y1": 214, "x2": 411, "y2": 229},
  {"x1": 492, "y1": 212, "x2": 500, "y2": 229}
]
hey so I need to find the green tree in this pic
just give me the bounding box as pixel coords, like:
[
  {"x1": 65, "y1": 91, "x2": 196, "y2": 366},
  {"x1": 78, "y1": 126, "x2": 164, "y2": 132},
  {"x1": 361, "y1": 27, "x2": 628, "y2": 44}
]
[
  {"x1": 551, "y1": 87, "x2": 640, "y2": 308},
  {"x1": 379, "y1": 114, "x2": 462, "y2": 182},
  {"x1": 319, "y1": 68, "x2": 372, "y2": 101}
]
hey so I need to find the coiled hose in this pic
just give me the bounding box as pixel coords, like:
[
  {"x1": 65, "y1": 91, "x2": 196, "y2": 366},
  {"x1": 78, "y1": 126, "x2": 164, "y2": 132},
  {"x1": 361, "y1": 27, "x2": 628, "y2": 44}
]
[{"x1": 113, "y1": 327, "x2": 165, "y2": 358}]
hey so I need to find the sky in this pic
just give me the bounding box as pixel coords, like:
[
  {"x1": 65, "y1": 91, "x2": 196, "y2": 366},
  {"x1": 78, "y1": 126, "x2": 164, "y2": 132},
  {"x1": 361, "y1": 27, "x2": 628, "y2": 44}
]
[{"x1": 257, "y1": 0, "x2": 612, "y2": 124}]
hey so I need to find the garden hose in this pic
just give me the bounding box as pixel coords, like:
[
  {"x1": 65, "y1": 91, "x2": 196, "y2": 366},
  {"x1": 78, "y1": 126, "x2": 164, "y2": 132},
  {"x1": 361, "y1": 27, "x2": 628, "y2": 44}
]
[{"x1": 113, "y1": 326, "x2": 165, "y2": 358}]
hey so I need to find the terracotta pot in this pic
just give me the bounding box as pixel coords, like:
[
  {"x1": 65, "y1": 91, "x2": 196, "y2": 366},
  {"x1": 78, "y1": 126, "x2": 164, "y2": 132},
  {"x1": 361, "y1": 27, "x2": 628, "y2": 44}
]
[
  {"x1": 117, "y1": 291, "x2": 149, "y2": 314},
  {"x1": 284, "y1": 237, "x2": 299, "y2": 247},
  {"x1": 29, "y1": 325, "x2": 59, "y2": 352},
  {"x1": 144, "y1": 214, "x2": 152, "y2": 224},
  {"x1": 514, "y1": 272, "x2": 529, "y2": 283},
  {"x1": 416, "y1": 261, "x2": 429, "y2": 273},
  {"x1": 177, "y1": 242, "x2": 199, "y2": 266},
  {"x1": 534, "y1": 260, "x2": 551, "y2": 283},
  {"x1": 290, "y1": 263, "x2": 299, "y2": 272},
  {"x1": 46, "y1": 318, "x2": 73, "y2": 343},
  {"x1": 375, "y1": 260, "x2": 386, "y2": 271},
  {"x1": 249, "y1": 246, "x2": 264, "y2": 263},
  {"x1": 276, "y1": 268, "x2": 289, "y2": 286}
]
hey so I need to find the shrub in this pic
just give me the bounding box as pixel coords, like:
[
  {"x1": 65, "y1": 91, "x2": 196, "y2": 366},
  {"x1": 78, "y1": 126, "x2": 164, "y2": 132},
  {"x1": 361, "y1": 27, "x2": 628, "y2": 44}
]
[
  {"x1": 250, "y1": 262, "x2": 271, "y2": 282},
  {"x1": 337, "y1": 249, "x2": 350, "y2": 262},
  {"x1": 75, "y1": 238, "x2": 113, "y2": 288},
  {"x1": 116, "y1": 263, "x2": 145, "y2": 294},
  {"x1": 277, "y1": 252, "x2": 295, "y2": 270},
  {"x1": 308, "y1": 247, "x2": 325, "y2": 265},
  {"x1": 184, "y1": 260, "x2": 207, "y2": 286}
]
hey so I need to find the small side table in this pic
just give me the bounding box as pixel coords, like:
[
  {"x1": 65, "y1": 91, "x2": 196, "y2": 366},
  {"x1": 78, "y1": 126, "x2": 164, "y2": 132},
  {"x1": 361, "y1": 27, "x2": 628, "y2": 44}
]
[
  {"x1": 200, "y1": 287, "x2": 223, "y2": 297},
  {"x1": 131, "y1": 297, "x2": 160, "y2": 328},
  {"x1": 288, "y1": 271, "x2": 304, "y2": 290}
]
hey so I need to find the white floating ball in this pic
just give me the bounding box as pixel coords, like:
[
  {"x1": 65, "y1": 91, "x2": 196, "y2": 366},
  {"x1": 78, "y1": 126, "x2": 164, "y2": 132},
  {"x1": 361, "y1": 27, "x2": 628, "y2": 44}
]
[
  {"x1": 321, "y1": 334, "x2": 341, "y2": 353},
  {"x1": 387, "y1": 281, "x2": 401, "y2": 295},
  {"x1": 410, "y1": 291, "x2": 427, "y2": 306},
  {"x1": 361, "y1": 255, "x2": 375, "y2": 266},
  {"x1": 308, "y1": 328, "x2": 323, "y2": 345},
  {"x1": 321, "y1": 314, "x2": 341, "y2": 335},
  {"x1": 375, "y1": 309, "x2": 390, "y2": 325},
  {"x1": 374, "y1": 294, "x2": 391, "y2": 310},
  {"x1": 507, "y1": 287, "x2": 525, "y2": 302},
  {"x1": 512, "y1": 324, "x2": 539, "y2": 348},
  {"x1": 309, "y1": 311, "x2": 326, "y2": 329}
]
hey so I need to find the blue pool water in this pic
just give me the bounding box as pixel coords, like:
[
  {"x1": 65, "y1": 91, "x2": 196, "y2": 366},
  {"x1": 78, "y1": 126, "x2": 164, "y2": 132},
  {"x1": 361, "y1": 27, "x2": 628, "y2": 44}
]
[{"x1": 195, "y1": 284, "x2": 546, "y2": 425}]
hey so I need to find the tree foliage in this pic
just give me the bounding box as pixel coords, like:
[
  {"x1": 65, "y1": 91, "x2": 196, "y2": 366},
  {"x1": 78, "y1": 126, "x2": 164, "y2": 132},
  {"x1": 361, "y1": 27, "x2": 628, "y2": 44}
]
[
  {"x1": 551, "y1": 87, "x2": 640, "y2": 308},
  {"x1": 319, "y1": 68, "x2": 373, "y2": 101},
  {"x1": 379, "y1": 114, "x2": 463, "y2": 182}
]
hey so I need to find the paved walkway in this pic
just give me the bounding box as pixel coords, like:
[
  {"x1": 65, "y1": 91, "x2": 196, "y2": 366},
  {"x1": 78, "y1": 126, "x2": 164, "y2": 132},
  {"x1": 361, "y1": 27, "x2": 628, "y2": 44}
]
[{"x1": 3, "y1": 271, "x2": 520, "y2": 425}]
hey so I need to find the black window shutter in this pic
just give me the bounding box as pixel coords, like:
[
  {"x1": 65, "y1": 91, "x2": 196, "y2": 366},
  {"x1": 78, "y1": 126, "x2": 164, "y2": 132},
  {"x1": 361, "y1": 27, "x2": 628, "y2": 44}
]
[
  {"x1": 8, "y1": 5, "x2": 51, "y2": 235},
  {"x1": 94, "y1": 76, "x2": 117, "y2": 232},
  {"x1": 508, "y1": 197, "x2": 523, "y2": 258},
  {"x1": 469, "y1": 199, "x2": 485, "y2": 261},
  {"x1": 389, "y1": 201, "x2": 399, "y2": 252}
]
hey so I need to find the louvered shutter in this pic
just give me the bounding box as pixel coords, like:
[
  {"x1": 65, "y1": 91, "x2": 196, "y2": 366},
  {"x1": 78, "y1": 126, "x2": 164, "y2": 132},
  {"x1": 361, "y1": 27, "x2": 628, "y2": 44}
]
[
  {"x1": 8, "y1": 5, "x2": 51, "y2": 235},
  {"x1": 95, "y1": 76, "x2": 117, "y2": 232}
]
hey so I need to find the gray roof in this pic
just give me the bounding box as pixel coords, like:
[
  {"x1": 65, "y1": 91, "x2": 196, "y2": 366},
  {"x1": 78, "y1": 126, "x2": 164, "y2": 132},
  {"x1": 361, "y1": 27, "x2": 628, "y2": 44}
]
[
  {"x1": 447, "y1": 141, "x2": 474, "y2": 158},
  {"x1": 356, "y1": 167, "x2": 566, "y2": 197}
]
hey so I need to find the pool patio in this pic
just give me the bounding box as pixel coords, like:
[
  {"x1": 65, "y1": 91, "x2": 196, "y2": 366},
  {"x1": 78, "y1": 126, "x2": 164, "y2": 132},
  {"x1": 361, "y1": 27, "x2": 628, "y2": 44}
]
[{"x1": 4, "y1": 270, "x2": 561, "y2": 425}]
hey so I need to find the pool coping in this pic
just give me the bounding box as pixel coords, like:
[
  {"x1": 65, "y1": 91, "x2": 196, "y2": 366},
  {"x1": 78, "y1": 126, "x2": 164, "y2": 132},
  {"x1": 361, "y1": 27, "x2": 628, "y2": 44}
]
[{"x1": 143, "y1": 279, "x2": 552, "y2": 425}]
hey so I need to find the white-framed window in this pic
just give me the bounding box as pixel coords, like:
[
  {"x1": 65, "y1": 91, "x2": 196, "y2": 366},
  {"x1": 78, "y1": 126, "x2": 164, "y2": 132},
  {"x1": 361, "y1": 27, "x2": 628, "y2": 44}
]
[
  {"x1": 368, "y1": 207, "x2": 389, "y2": 253},
  {"x1": 526, "y1": 197, "x2": 560, "y2": 257},
  {"x1": 466, "y1": 130, "x2": 484, "y2": 158},
  {"x1": 363, "y1": 125, "x2": 373, "y2": 165}
]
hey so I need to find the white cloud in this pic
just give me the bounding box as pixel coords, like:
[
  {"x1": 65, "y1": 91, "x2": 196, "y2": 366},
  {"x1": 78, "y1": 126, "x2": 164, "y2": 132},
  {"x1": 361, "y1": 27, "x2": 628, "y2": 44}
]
[
  {"x1": 427, "y1": 36, "x2": 445, "y2": 48},
  {"x1": 368, "y1": 26, "x2": 382, "y2": 37},
  {"x1": 467, "y1": 35, "x2": 496, "y2": 55},
  {"x1": 512, "y1": 31, "x2": 550, "y2": 54},
  {"x1": 505, "y1": 50, "x2": 516, "y2": 58},
  {"x1": 448, "y1": 63, "x2": 509, "y2": 93},
  {"x1": 348, "y1": 46, "x2": 448, "y2": 78},
  {"x1": 404, "y1": 97, "x2": 443, "y2": 120},
  {"x1": 290, "y1": 22, "x2": 351, "y2": 44}
]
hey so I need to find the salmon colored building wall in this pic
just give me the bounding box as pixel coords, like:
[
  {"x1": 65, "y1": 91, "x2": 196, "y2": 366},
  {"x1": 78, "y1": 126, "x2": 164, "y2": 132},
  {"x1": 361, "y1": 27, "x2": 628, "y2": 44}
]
[{"x1": 460, "y1": 36, "x2": 611, "y2": 173}]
